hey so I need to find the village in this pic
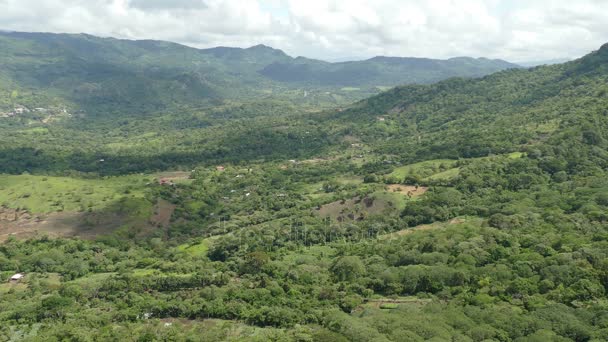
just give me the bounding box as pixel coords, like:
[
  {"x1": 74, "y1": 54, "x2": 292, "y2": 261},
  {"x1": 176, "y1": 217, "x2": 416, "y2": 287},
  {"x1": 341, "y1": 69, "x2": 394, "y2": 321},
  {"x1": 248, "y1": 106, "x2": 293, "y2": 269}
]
[{"x1": 0, "y1": 104, "x2": 73, "y2": 122}]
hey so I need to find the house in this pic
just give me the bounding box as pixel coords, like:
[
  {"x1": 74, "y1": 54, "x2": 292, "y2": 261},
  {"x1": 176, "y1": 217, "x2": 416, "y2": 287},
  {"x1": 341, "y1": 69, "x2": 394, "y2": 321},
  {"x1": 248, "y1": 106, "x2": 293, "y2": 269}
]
[
  {"x1": 159, "y1": 178, "x2": 174, "y2": 186},
  {"x1": 216, "y1": 166, "x2": 225, "y2": 171},
  {"x1": 14, "y1": 105, "x2": 30, "y2": 114},
  {"x1": 376, "y1": 116, "x2": 386, "y2": 122},
  {"x1": 9, "y1": 273, "x2": 25, "y2": 282}
]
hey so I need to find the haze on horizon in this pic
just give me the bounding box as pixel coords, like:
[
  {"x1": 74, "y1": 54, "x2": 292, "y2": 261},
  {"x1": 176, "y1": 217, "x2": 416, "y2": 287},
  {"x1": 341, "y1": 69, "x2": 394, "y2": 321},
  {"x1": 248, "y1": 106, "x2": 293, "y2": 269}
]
[{"x1": 0, "y1": 0, "x2": 607, "y2": 64}]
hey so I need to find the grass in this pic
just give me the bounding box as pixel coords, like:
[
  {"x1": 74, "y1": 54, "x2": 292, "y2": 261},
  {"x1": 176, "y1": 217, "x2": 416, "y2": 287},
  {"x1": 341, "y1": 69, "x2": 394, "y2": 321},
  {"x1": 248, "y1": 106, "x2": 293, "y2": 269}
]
[
  {"x1": 16, "y1": 127, "x2": 49, "y2": 134},
  {"x1": 507, "y1": 151, "x2": 525, "y2": 159},
  {"x1": 177, "y1": 238, "x2": 215, "y2": 256},
  {"x1": 0, "y1": 174, "x2": 148, "y2": 213},
  {"x1": 0, "y1": 272, "x2": 62, "y2": 293},
  {"x1": 388, "y1": 159, "x2": 459, "y2": 180},
  {"x1": 425, "y1": 167, "x2": 460, "y2": 181},
  {"x1": 132, "y1": 269, "x2": 158, "y2": 276},
  {"x1": 388, "y1": 152, "x2": 525, "y2": 182},
  {"x1": 379, "y1": 303, "x2": 399, "y2": 309},
  {"x1": 336, "y1": 176, "x2": 364, "y2": 185},
  {"x1": 315, "y1": 189, "x2": 410, "y2": 221}
]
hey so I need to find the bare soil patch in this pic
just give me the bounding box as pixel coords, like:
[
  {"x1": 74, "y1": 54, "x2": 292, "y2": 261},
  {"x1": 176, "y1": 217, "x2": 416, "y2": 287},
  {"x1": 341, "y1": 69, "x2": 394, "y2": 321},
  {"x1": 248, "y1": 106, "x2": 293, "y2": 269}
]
[
  {"x1": 150, "y1": 199, "x2": 176, "y2": 229},
  {"x1": 315, "y1": 196, "x2": 393, "y2": 222},
  {"x1": 155, "y1": 171, "x2": 192, "y2": 184},
  {"x1": 386, "y1": 184, "x2": 428, "y2": 197},
  {"x1": 0, "y1": 202, "x2": 162, "y2": 241},
  {"x1": 0, "y1": 207, "x2": 113, "y2": 241}
]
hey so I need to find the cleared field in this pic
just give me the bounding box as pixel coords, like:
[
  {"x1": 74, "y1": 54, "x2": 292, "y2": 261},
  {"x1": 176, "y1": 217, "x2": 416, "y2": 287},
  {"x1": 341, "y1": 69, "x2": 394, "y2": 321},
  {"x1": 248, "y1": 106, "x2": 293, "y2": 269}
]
[
  {"x1": 155, "y1": 171, "x2": 193, "y2": 184},
  {"x1": 388, "y1": 159, "x2": 459, "y2": 181},
  {"x1": 178, "y1": 238, "x2": 214, "y2": 256},
  {"x1": 386, "y1": 184, "x2": 428, "y2": 197},
  {"x1": 388, "y1": 153, "x2": 525, "y2": 182},
  {"x1": 315, "y1": 190, "x2": 412, "y2": 222},
  {"x1": 0, "y1": 272, "x2": 61, "y2": 294},
  {"x1": 0, "y1": 197, "x2": 154, "y2": 241},
  {"x1": 0, "y1": 174, "x2": 148, "y2": 213}
]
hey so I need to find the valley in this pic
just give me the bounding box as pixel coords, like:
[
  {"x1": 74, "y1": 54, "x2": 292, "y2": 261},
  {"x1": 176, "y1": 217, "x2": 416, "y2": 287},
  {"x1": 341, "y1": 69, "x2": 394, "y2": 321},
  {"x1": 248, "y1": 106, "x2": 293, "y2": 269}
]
[{"x1": 0, "y1": 31, "x2": 607, "y2": 341}]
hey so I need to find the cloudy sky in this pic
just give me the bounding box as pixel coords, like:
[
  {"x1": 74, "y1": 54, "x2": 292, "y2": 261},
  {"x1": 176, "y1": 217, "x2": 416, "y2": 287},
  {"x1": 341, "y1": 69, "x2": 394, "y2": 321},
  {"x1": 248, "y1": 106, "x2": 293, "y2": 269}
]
[{"x1": 1, "y1": 0, "x2": 607, "y2": 62}]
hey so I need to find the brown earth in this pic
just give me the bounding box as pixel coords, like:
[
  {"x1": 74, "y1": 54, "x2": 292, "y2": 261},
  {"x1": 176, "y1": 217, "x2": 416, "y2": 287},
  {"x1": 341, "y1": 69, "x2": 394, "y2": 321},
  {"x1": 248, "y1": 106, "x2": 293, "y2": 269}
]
[
  {"x1": 155, "y1": 171, "x2": 192, "y2": 184},
  {"x1": 150, "y1": 199, "x2": 175, "y2": 228},
  {"x1": 386, "y1": 184, "x2": 428, "y2": 197},
  {"x1": 315, "y1": 196, "x2": 393, "y2": 222},
  {"x1": 0, "y1": 198, "x2": 174, "y2": 242},
  {"x1": 0, "y1": 207, "x2": 120, "y2": 241}
]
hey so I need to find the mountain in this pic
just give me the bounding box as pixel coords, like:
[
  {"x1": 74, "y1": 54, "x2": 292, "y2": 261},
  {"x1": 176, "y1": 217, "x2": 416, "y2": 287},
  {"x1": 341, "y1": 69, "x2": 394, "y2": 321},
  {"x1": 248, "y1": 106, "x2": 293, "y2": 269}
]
[
  {"x1": 0, "y1": 31, "x2": 518, "y2": 116},
  {"x1": 322, "y1": 43, "x2": 608, "y2": 166},
  {"x1": 260, "y1": 55, "x2": 519, "y2": 86}
]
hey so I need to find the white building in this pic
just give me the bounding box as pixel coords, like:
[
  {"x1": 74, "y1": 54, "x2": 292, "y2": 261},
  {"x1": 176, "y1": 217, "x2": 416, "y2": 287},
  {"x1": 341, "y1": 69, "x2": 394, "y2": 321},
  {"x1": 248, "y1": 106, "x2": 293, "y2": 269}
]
[{"x1": 10, "y1": 273, "x2": 25, "y2": 282}]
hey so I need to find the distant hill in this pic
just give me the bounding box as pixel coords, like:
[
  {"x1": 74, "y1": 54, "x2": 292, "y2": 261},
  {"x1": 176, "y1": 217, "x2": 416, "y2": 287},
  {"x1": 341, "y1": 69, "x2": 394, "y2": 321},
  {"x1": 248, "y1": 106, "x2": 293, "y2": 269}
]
[
  {"x1": 0, "y1": 31, "x2": 519, "y2": 116},
  {"x1": 260, "y1": 55, "x2": 519, "y2": 86}
]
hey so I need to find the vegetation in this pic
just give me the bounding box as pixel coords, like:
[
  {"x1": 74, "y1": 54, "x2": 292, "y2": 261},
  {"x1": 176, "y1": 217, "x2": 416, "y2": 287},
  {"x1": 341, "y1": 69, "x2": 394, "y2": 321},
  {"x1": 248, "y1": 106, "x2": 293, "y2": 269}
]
[
  {"x1": 260, "y1": 55, "x2": 519, "y2": 86},
  {"x1": 1, "y1": 34, "x2": 608, "y2": 340}
]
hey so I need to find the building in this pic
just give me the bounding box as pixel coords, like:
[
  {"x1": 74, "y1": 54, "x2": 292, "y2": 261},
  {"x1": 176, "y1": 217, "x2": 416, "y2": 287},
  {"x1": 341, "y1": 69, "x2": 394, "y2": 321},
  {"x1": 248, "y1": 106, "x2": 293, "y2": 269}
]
[
  {"x1": 9, "y1": 273, "x2": 25, "y2": 282},
  {"x1": 216, "y1": 166, "x2": 225, "y2": 171}
]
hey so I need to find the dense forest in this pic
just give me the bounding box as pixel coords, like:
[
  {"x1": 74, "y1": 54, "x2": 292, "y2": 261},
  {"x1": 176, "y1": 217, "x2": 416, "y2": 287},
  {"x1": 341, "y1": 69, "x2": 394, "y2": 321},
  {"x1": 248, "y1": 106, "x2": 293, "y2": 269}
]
[{"x1": 1, "y1": 34, "x2": 608, "y2": 341}]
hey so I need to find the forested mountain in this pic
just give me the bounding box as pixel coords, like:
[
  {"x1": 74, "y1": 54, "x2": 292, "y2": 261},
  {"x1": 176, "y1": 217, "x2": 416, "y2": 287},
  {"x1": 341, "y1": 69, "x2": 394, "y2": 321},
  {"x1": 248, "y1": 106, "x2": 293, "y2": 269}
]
[
  {"x1": 0, "y1": 31, "x2": 518, "y2": 116},
  {"x1": 322, "y1": 42, "x2": 608, "y2": 164},
  {"x1": 1, "y1": 36, "x2": 608, "y2": 340},
  {"x1": 260, "y1": 55, "x2": 518, "y2": 86}
]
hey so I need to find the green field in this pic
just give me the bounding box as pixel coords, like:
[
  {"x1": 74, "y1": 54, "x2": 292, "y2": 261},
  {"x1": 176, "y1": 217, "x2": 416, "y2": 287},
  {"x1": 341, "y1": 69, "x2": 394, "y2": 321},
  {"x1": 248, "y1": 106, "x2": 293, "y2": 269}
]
[
  {"x1": 0, "y1": 174, "x2": 149, "y2": 213},
  {"x1": 388, "y1": 159, "x2": 459, "y2": 180},
  {"x1": 177, "y1": 238, "x2": 213, "y2": 256}
]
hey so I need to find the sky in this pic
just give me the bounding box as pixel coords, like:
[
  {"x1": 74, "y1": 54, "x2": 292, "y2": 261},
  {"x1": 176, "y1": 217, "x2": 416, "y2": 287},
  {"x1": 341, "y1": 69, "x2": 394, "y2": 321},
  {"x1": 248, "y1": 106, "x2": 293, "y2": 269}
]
[{"x1": 0, "y1": 0, "x2": 607, "y2": 63}]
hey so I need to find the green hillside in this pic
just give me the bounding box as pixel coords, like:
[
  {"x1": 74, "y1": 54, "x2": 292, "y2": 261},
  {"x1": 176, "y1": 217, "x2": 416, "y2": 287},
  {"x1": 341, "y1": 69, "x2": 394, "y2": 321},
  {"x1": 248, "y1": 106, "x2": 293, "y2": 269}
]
[{"x1": 260, "y1": 55, "x2": 519, "y2": 86}]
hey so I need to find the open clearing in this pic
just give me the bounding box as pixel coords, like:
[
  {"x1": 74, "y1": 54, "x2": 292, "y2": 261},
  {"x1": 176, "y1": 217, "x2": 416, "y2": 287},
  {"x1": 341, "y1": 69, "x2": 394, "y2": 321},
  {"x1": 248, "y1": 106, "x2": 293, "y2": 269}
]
[
  {"x1": 0, "y1": 174, "x2": 180, "y2": 240},
  {"x1": 386, "y1": 184, "x2": 428, "y2": 197},
  {"x1": 378, "y1": 217, "x2": 477, "y2": 240},
  {"x1": 0, "y1": 197, "x2": 155, "y2": 241},
  {"x1": 155, "y1": 171, "x2": 192, "y2": 184},
  {"x1": 388, "y1": 159, "x2": 459, "y2": 181},
  {"x1": 0, "y1": 174, "x2": 147, "y2": 213},
  {"x1": 315, "y1": 191, "x2": 410, "y2": 222},
  {"x1": 387, "y1": 153, "x2": 524, "y2": 182}
]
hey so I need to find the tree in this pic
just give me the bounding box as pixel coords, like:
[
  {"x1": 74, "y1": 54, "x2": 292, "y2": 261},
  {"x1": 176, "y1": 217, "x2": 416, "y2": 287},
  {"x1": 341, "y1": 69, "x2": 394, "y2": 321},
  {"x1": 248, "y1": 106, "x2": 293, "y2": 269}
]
[{"x1": 331, "y1": 256, "x2": 365, "y2": 282}]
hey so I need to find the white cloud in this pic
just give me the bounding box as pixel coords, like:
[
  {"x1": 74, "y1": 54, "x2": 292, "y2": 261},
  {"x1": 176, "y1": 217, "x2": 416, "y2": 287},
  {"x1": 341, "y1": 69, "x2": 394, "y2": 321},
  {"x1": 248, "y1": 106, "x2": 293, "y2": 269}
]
[{"x1": 0, "y1": 0, "x2": 606, "y2": 62}]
